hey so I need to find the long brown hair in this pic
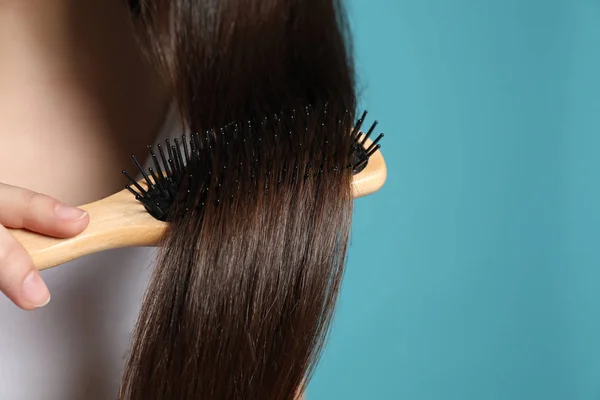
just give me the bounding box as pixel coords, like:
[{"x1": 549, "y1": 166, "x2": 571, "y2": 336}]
[{"x1": 120, "y1": 1, "x2": 357, "y2": 398}]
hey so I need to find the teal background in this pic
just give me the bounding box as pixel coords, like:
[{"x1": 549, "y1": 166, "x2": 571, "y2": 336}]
[{"x1": 309, "y1": 1, "x2": 600, "y2": 399}]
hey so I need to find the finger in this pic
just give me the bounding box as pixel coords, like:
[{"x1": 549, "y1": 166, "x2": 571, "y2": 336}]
[
  {"x1": 0, "y1": 184, "x2": 89, "y2": 238},
  {"x1": 0, "y1": 225, "x2": 50, "y2": 309}
]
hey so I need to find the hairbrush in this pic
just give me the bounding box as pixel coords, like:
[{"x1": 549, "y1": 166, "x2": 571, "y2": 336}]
[{"x1": 9, "y1": 111, "x2": 386, "y2": 270}]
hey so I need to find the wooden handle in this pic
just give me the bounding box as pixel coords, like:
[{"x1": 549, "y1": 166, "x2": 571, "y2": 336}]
[
  {"x1": 8, "y1": 188, "x2": 167, "y2": 270},
  {"x1": 10, "y1": 141, "x2": 386, "y2": 270}
]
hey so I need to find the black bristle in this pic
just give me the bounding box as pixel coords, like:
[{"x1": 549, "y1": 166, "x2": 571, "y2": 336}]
[
  {"x1": 189, "y1": 138, "x2": 197, "y2": 164},
  {"x1": 123, "y1": 107, "x2": 384, "y2": 221},
  {"x1": 166, "y1": 140, "x2": 176, "y2": 172},
  {"x1": 168, "y1": 159, "x2": 178, "y2": 184},
  {"x1": 172, "y1": 144, "x2": 183, "y2": 175},
  {"x1": 361, "y1": 121, "x2": 378, "y2": 146},
  {"x1": 182, "y1": 135, "x2": 190, "y2": 164},
  {"x1": 348, "y1": 111, "x2": 384, "y2": 174},
  {"x1": 148, "y1": 146, "x2": 165, "y2": 181},
  {"x1": 122, "y1": 170, "x2": 148, "y2": 197},
  {"x1": 157, "y1": 144, "x2": 172, "y2": 180},
  {"x1": 131, "y1": 155, "x2": 154, "y2": 191},
  {"x1": 125, "y1": 184, "x2": 141, "y2": 198},
  {"x1": 192, "y1": 132, "x2": 201, "y2": 153},
  {"x1": 365, "y1": 133, "x2": 384, "y2": 153},
  {"x1": 366, "y1": 144, "x2": 382, "y2": 158},
  {"x1": 148, "y1": 167, "x2": 169, "y2": 199},
  {"x1": 165, "y1": 176, "x2": 177, "y2": 199},
  {"x1": 173, "y1": 139, "x2": 185, "y2": 170},
  {"x1": 351, "y1": 110, "x2": 367, "y2": 140}
]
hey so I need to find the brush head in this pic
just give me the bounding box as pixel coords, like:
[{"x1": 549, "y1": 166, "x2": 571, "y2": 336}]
[{"x1": 122, "y1": 109, "x2": 383, "y2": 221}]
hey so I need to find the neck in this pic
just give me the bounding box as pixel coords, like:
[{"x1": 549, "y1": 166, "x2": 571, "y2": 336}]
[{"x1": 0, "y1": 0, "x2": 169, "y2": 204}]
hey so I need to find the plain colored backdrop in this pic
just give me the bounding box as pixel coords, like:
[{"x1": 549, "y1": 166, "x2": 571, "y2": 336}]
[{"x1": 308, "y1": 1, "x2": 600, "y2": 399}]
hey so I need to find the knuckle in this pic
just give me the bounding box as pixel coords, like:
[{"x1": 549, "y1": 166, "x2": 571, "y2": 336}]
[
  {"x1": 19, "y1": 192, "x2": 53, "y2": 229},
  {"x1": 19, "y1": 189, "x2": 39, "y2": 213},
  {"x1": 0, "y1": 186, "x2": 57, "y2": 231}
]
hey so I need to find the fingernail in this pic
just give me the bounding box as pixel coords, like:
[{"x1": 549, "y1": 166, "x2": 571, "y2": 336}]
[
  {"x1": 54, "y1": 203, "x2": 87, "y2": 220},
  {"x1": 22, "y1": 271, "x2": 51, "y2": 308}
]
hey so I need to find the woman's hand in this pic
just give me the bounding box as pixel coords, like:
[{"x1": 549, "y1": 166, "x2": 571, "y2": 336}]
[{"x1": 0, "y1": 183, "x2": 89, "y2": 309}]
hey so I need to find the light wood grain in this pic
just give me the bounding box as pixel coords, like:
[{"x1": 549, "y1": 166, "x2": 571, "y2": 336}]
[
  {"x1": 9, "y1": 139, "x2": 386, "y2": 270},
  {"x1": 9, "y1": 187, "x2": 167, "y2": 270}
]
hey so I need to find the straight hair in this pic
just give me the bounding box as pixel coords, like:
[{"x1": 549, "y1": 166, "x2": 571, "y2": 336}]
[{"x1": 120, "y1": 1, "x2": 357, "y2": 398}]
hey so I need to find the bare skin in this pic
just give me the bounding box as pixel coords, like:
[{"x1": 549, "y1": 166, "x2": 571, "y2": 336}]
[{"x1": 0, "y1": 0, "x2": 169, "y2": 309}]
